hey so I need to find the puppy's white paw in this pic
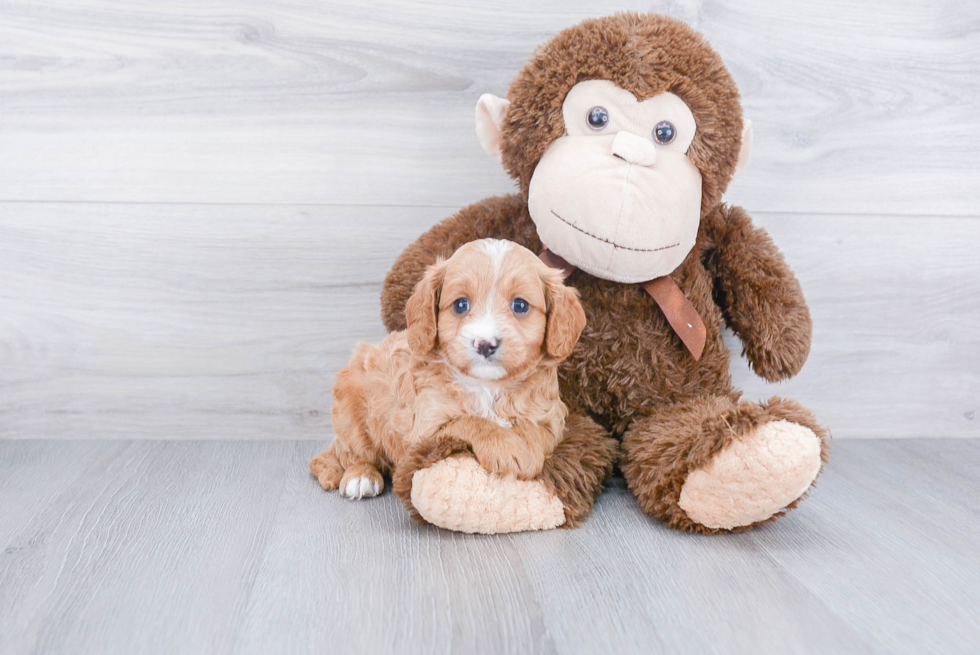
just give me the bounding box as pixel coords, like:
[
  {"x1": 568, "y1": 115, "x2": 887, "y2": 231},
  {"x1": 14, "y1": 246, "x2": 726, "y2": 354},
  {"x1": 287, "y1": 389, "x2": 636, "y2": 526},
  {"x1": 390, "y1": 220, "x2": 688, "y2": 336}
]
[{"x1": 340, "y1": 475, "x2": 382, "y2": 500}]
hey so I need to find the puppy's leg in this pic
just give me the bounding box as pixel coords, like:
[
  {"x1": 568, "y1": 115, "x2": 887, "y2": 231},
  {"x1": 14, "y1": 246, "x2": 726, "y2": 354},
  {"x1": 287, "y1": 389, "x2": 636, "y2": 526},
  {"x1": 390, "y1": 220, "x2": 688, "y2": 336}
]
[
  {"x1": 310, "y1": 438, "x2": 388, "y2": 499},
  {"x1": 442, "y1": 416, "x2": 544, "y2": 480},
  {"x1": 329, "y1": 405, "x2": 386, "y2": 499},
  {"x1": 339, "y1": 462, "x2": 385, "y2": 499},
  {"x1": 312, "y1": 358, "x2": 387, "y2": 498},
  {"x1": 310, "y1": 444, "x2": 345, "y2": 490},
  {"x1": 309, "y1": 382, "x2": 361, "y2": 491}
]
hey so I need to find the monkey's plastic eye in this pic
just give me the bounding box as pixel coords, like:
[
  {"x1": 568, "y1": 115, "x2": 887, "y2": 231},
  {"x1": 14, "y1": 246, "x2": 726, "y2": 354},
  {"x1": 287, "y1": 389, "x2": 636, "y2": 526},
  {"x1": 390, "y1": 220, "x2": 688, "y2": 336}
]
[
  {"x1": 587, "y1": 106, "x2": 609, "y2": 130},
  {"x1": 511, "y1": 298, "x2": 530, "y2": 314},
  {"x1": 452, "y1": 297, "x2": 470, "y2": 314},
  {"x1": 653, "y1": 121, "x2": 676, "y2": 145}
]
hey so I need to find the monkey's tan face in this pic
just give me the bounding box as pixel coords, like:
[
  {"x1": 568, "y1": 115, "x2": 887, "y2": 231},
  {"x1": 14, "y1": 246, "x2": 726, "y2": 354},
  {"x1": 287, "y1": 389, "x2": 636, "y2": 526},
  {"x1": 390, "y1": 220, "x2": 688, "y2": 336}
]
[{"x1": 526, "y1": 80, "x2": 703, "y2": 283}]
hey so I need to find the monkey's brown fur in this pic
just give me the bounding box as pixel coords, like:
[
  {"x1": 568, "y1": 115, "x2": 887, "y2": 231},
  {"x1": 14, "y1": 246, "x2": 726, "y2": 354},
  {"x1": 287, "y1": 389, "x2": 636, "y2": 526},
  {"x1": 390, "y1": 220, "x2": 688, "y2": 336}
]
[{"x1": 382, "y1": 14, "x2": 829, "y2": 532}]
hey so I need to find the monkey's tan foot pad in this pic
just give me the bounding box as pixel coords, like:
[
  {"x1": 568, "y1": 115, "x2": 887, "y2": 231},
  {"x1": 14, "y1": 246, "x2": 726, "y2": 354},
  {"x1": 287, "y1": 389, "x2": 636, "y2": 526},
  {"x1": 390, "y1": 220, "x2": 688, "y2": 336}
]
[
  {"x1": 410, "y1": 456, "x2": 566, "y2": 534},
  {"x1": 678, "y1": 420, "x2": 822, "y2": 530}
]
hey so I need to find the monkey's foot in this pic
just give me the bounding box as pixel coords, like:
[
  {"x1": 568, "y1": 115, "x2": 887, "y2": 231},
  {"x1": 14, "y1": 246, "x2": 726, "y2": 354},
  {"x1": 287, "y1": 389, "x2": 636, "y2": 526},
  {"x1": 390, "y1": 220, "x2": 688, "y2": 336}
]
[
  {"x1": 678, "y1": 420, "x2": 822, "y2": 530},
  {"x1": 410, "y1": 456, "x2": 566, "y2": 534}
]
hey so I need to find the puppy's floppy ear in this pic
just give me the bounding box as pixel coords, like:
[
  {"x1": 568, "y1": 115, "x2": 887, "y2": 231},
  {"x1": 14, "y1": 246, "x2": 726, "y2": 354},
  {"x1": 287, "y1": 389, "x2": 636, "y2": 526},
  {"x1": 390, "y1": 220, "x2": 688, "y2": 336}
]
[
  {"x1": 405, "y1": 260, "x2": 448, "y2": 355},
  {"x1": 541, "y1": 268, "x2": 587, "y2": 360}
]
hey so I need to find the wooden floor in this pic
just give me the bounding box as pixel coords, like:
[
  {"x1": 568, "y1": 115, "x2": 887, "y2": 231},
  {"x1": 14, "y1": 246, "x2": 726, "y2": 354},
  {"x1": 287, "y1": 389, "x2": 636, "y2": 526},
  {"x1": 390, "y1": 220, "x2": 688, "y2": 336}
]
[{"x1": 1, "y1": 439, "x2": 978, "y2": 655}]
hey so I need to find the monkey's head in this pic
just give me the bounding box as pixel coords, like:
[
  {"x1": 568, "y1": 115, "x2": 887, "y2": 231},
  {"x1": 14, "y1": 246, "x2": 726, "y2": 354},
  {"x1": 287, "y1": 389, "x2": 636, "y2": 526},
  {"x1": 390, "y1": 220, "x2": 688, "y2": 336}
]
[{"x1": 476, "y1": 13, "x2": 752, "y2": 284}]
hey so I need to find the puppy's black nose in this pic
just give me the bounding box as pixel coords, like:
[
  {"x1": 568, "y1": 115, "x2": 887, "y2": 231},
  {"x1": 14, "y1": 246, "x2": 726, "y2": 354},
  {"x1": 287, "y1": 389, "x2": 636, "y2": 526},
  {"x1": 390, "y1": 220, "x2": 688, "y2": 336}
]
[{"x1": 475, "y1": 338, "x2": 499, "y2": 359}]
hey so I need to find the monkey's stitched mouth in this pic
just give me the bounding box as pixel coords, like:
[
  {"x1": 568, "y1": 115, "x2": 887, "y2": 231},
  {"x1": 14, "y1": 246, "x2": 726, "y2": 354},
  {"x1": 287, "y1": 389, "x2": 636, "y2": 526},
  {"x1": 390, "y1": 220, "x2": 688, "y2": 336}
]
[{"x1": 550, "y1": 210, "x2": 680, "y2": 253}]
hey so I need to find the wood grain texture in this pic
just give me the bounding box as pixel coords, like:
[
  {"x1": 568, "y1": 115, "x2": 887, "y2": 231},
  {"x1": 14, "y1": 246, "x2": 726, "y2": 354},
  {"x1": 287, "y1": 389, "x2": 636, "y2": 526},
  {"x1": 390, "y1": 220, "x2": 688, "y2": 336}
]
[
  {"x1": 0, "y1": 0, "x2": 977, "y2": 214},
  {"x1": 1, "y1": 439, "x2": 978, "y2": 654},
  {"x1": 1, "y1": 203, "x2": 977, "y2": 439}
]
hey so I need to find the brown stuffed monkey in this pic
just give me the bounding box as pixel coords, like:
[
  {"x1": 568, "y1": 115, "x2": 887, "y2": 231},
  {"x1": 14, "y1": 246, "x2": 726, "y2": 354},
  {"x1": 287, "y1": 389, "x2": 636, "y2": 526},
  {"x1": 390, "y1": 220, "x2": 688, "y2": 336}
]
[{"x1": 380, "y1": 13, "x2": 829, "y2": 534}]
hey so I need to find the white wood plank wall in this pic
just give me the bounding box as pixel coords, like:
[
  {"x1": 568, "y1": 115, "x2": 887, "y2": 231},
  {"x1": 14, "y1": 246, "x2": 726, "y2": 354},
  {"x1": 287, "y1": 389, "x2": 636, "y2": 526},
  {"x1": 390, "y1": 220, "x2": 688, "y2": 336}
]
[{"x1": 1, "y1": 0, "x2": 978, "y2": 439}]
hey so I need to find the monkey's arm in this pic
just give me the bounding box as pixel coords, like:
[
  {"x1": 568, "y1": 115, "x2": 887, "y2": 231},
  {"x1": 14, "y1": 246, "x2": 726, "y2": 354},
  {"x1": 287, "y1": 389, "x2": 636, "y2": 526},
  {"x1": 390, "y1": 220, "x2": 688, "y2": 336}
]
[
  {"x1": 701, "y1": 204, "x2": 812, "y2": 382},
  {"x1": 381, "y1": 194, "x2": 537, "y2": 332}
]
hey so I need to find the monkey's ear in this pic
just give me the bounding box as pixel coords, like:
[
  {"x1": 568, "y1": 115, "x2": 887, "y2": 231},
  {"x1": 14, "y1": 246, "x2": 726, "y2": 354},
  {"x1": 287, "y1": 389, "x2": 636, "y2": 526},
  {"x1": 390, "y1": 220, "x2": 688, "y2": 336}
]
[
  {"x1": 475, "y1": 93, "x2": 511, "y2": 163},
  {"x1": 732, "y1": 118, "x2": 753, "y2": 181}
]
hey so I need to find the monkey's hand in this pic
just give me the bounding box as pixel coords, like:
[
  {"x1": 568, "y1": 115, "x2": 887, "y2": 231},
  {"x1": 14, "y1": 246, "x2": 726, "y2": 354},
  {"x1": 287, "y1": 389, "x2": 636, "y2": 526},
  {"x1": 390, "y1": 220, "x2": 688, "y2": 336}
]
[
  {"x1": 381, "y1": 195, "x2": 537, "y2": 332},
  {"x1": 702, "y1": 203, "x2": 812, "y2": 382}
]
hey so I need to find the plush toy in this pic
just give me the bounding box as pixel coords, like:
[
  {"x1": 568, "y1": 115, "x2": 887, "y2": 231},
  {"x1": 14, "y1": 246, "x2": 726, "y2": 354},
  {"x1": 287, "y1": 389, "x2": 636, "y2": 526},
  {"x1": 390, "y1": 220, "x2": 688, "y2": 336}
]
[{"x1": 382, "y1": 13, "x2": 829, "y2": 534}]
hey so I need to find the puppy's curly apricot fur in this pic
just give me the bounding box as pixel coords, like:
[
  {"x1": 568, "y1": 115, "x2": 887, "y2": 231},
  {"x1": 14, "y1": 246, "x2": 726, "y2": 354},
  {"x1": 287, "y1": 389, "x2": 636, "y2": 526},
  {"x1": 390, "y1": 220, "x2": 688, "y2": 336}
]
[{"x1": 313, "y1": 239, "x2": 586, "y2": 499}]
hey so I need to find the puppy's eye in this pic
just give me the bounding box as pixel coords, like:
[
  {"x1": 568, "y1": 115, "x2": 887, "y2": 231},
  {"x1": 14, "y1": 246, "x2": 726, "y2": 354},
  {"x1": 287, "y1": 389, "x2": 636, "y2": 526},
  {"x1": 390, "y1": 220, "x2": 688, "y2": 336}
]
[
  {"x1": 587, "y1": 106, "x2": 609, "y2": 131},
  {"x1": 653, "y1": 120, "x2": 676, "y2": 145},
  {"x1": 452, "y1": 297, "x2": 470, "y2": 315},
  {"x1": 511, "y1": 298, "x2": 530, "y2": 315}
]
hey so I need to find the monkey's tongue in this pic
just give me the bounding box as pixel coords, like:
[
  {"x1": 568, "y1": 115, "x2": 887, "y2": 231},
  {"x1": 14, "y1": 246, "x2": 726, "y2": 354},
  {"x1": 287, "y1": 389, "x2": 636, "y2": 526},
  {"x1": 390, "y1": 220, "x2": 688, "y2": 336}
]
[
  {"x1": 539, "y1": 248, "x2": 578, "y2": 279},
  {"x1": 539, "y1": 248, "x2": 706, "y2": 361}
]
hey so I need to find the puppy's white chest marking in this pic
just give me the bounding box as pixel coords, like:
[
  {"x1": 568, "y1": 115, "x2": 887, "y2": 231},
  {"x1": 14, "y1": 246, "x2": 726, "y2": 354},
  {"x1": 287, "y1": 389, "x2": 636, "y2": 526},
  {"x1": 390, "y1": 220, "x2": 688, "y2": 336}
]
[{"x1": 454, "y1": 372, "x2": 513, "y2": 428}]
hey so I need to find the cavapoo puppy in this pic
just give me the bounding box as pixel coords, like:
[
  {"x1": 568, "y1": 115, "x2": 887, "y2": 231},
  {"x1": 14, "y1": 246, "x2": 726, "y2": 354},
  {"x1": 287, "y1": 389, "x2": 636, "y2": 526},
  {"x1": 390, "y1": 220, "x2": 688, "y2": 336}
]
[{"x1": 310, "y1": 238, "x2": 586, "y2": 499}]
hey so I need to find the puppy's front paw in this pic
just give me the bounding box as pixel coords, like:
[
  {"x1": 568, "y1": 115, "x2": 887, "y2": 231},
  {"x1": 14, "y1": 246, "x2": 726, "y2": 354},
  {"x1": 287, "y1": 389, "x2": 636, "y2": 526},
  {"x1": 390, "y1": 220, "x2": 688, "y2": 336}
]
[
  {"x1": 339, "y1": 466, "x2": 384, "y2": 499},
  {"x1": 310, "y1": 449, "x2": 344, "y2": 490},
  {"x1": 472, "y1": 440, "x2": 544, "y2": 480}
]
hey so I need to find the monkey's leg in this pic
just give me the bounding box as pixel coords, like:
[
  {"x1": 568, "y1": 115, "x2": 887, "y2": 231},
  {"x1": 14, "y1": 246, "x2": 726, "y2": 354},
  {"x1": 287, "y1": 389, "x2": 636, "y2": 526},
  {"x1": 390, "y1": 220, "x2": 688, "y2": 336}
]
[
  {"x1": 392, "y1": 414, "x2": 617, "y2": 533},
  {"x1": 620, "y1": 395, "x2": 830, "y2": 533}
]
